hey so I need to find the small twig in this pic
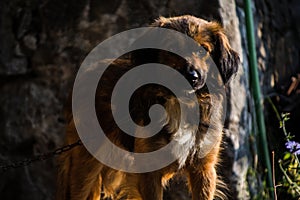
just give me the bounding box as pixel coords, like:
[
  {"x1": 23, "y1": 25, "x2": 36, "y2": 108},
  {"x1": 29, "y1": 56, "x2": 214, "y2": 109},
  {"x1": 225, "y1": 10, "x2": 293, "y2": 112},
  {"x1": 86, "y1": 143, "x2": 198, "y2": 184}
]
[
  {"x1": 267, "y1": 98, "x2": 281, "y2": 122},
  {"x1": 272, "y1": 151, "x2": 278, "y2": 200},
  {"x1": 281, "y1": 114, "x2": 289, "y2": 138}
]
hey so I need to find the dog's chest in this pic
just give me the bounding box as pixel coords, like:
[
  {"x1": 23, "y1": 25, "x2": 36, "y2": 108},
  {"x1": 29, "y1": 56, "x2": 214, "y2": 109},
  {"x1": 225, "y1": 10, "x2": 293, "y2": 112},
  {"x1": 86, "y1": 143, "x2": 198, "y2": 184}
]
[{"x1": 171, "y1": 124, "x2": 197, "y2": 168}]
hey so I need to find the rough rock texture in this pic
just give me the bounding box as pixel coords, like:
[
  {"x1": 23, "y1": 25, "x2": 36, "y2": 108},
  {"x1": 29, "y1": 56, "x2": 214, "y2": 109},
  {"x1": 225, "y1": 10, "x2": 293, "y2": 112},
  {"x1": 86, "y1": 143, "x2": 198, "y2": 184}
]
[
  {"x1": 218, "y1": 1, "x2": 252, "y2": 199},
  {"x1": 253, "y1": 0, "x2": 300, "y2": 199},
  {"x1": 0, "y1": 0, "x2": 299, "y2": 199}
]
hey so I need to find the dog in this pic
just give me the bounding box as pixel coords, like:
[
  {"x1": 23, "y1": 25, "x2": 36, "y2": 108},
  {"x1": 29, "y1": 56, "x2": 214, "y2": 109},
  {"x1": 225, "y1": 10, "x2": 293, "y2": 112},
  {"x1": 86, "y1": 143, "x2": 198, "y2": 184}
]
[{"x1": 56, "y1": 15, "x2": 239, "y2": 200}]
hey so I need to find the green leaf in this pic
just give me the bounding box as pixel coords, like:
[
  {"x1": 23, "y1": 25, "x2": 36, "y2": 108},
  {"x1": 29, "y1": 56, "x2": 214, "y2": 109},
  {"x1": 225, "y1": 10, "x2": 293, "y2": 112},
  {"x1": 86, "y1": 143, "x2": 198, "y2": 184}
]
[{"x1": 283, "y1": 152, "x2": 291, "y2": 160}]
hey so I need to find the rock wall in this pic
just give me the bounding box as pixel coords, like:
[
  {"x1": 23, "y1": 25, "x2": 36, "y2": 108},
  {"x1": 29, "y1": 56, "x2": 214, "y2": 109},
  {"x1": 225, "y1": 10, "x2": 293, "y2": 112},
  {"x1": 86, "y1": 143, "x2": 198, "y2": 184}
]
[{"x1": 254, "y1": 0, "x2": 300, "y2": 199}]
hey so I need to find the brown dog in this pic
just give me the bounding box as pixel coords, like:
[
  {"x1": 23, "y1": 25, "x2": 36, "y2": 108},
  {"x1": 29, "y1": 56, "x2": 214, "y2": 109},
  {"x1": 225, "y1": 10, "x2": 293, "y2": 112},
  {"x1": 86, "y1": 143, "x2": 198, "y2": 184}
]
[{"x1": 56, "y1": 15, "x2": 239, "y2": 200}]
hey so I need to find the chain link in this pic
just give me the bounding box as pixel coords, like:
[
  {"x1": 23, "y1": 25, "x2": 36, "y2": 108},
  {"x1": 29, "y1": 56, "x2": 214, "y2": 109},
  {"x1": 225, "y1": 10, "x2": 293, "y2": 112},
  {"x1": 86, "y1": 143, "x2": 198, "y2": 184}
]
[{"x1": 0, "y1": 140, "x2": 82, "y2": 172}]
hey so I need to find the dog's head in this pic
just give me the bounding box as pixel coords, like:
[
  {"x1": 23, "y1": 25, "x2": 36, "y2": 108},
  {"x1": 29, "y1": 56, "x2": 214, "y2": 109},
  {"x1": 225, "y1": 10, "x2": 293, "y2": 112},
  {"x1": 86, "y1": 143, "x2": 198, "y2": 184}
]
[
  {"x1": 102, "y1": 15, "x2": 240, "y2": 132},
  {"x1": 151, "y1": 15, "x2": 240, "y2": 87},
  {"x1": 127, "y1": 15, "x2": 240, "y2": 131}
]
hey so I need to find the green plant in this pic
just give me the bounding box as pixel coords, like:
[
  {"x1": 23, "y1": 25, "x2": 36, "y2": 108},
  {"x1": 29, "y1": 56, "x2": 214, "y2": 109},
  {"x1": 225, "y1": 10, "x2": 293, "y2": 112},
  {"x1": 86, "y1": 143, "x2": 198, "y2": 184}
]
[{"x1": 268, "y1": 98, "x2": 300, "y2": 199}]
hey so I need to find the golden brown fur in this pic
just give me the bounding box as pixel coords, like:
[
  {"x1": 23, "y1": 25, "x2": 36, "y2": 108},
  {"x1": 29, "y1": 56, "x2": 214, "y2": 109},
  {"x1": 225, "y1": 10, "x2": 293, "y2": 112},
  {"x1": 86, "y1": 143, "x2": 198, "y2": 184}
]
[{"x1": 56, "y1": 15, "x2": 239, "y2": 200}]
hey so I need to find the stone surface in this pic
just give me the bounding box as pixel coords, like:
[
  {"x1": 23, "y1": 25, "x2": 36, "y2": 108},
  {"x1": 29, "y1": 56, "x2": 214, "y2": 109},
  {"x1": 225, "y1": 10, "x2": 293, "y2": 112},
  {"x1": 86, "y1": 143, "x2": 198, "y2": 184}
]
[
  {"x1": 219, "y1": 1, "x2": 251, "y2": 199},
  {"x1": 254, "y1": 0, "x2": 300, "y2": 199}
]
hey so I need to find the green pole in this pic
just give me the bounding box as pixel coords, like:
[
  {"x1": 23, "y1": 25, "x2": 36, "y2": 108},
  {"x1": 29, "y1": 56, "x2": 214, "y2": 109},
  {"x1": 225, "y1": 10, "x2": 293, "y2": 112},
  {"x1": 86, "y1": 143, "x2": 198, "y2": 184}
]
[{"x1": 243, "y1": 0, "x2": 274, "y2": 198}]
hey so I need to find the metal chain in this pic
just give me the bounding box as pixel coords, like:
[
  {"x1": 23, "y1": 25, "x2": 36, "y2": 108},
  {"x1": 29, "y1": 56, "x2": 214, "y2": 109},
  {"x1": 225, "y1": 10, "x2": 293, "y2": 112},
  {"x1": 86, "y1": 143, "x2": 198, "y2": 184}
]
[{"x1": 0, "y1": 140, "x2": 82, "y2": 172}]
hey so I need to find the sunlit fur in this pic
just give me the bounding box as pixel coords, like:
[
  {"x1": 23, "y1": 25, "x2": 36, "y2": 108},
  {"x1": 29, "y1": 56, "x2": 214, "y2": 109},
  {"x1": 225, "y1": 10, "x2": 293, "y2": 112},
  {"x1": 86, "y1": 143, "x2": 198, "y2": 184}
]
[{"x1": 56, "y1": 15, "x2": 239, "y2": 200}]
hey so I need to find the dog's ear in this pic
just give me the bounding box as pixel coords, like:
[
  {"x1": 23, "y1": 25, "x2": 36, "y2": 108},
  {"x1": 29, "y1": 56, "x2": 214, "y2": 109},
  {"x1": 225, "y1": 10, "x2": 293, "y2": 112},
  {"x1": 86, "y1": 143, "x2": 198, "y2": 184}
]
[{"x1": 210, "y1": 30, "x2": 240, "y2": 85}]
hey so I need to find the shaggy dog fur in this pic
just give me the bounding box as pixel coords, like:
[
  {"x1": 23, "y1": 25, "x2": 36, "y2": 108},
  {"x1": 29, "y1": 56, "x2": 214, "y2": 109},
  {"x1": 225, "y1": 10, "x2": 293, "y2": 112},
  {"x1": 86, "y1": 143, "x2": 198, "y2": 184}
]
[{"x1": 56, "y1": 15, "x2": 239, "y2": 200}]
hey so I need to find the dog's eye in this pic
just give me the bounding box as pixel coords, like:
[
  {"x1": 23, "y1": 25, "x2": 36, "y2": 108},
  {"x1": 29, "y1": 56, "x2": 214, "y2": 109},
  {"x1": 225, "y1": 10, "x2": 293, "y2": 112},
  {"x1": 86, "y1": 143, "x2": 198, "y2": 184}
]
[{"x1": 187, "y1": 68, "x2": 199, "y2": 81}]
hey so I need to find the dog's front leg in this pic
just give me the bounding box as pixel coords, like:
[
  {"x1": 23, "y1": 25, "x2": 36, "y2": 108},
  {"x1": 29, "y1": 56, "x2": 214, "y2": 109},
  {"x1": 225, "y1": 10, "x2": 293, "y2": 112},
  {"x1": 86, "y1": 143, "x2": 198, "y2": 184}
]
[
  {"x1": 138, "y1": 173, "x2": 163, "y2": 200},
  {"x1": 187, "y1": 165, "x2": 217, "y2": 200},
  {"x1": 186, "y1": 146, "x2": 220, "y2": 200}
]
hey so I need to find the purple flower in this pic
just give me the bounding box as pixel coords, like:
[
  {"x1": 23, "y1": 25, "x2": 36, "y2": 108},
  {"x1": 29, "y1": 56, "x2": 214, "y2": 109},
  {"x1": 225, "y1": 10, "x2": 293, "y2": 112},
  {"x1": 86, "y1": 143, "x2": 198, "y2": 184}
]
[{"x1": 285, "y1": 141, "x2": 300, "y2": 155}]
